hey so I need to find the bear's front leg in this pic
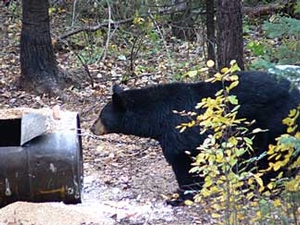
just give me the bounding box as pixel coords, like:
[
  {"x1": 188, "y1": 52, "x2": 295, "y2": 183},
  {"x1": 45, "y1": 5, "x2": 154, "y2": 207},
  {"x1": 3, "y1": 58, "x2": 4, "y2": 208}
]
[{"x1": 167, "y1": 153, "x2": 204, "y2": 206}]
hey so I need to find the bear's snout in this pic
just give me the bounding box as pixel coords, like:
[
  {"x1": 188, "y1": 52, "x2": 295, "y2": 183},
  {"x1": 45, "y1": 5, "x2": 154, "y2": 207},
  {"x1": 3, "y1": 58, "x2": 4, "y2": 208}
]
[{"x1": 90, "y1": 119, "x2": 108, "y2": 135}]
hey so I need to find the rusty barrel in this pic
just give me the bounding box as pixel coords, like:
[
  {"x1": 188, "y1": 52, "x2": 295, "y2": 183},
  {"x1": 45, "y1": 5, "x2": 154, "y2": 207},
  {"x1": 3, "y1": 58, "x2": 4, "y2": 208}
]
[{"x1": 0, "y1": 108, "x2": 83, "y2": 207}]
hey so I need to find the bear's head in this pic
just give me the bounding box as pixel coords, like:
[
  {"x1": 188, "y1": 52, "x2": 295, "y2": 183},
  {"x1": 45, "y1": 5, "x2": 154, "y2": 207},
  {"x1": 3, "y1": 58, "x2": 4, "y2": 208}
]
[
  {"x1": 90, "y1": 85, "x2": 126, "y2": 135},
  {"x1": 90, "y1": 83, "x2": 173, "y2": 139}
]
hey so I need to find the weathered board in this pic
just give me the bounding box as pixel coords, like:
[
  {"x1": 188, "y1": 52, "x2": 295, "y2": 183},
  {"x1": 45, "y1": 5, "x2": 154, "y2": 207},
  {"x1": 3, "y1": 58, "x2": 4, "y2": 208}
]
[{"x1": 0, "y1": 108, "x2": 47, "y2": 146}]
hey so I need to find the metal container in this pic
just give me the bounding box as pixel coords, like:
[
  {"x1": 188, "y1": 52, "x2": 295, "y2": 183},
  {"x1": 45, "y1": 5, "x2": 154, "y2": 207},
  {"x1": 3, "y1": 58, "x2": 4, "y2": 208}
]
[{"x1": 0, "y1": 109, "x2": 83, "y2": 207}]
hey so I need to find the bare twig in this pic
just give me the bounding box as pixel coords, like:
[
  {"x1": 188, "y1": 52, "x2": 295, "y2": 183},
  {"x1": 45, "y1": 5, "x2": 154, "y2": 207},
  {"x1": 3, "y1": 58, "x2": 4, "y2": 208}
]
[
  {"x1": 147, "y1": 9, "x2": 175, "y2": 75},
  {"x1": 101, "y1": 0, "x2": 112, "y2": 61},
  {"x1": 129, "y1": 31, "x2": 145, "y2": 74},
  {"x1": 71, "y1": 0, "x2": 77, "y2": 27},
  {"x1": 73, "y1": 51, "x2": 94, "y2": 88},
  {"x1": 57, "y1": 17, "x2": 134, "y2": 40}
]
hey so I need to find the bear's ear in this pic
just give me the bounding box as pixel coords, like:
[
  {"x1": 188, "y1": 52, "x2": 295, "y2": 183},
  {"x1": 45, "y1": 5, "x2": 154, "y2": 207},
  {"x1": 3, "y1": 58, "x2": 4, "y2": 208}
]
[
  {"x1": 112, "y1": 84, "x2": 124, "y2": 94},
  {"x1": 112, "y1": 85, "x2": 126, "y2": 111}
]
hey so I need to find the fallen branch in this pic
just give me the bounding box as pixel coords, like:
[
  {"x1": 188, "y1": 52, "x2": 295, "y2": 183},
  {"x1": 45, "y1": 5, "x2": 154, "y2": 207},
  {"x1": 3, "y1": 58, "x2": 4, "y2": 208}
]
[
  {"x1": 57, "y1": 17, "x2": 134, "y2": 40},
  {"x1": 243, "y1": 1, "x2": 289, "y2": 18}
]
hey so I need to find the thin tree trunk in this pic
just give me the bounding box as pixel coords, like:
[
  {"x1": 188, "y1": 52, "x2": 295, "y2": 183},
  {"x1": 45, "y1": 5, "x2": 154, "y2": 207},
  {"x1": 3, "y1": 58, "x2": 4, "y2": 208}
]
[
  {"x1": 206, "y1": 0, "x2": 215, "y2": 62},
  {"x1": 216, "y1": 0, "x2": 244, "y2": 70},
  {"x1": 20, "y1": 0, "x2": 62, "y2": 94}
]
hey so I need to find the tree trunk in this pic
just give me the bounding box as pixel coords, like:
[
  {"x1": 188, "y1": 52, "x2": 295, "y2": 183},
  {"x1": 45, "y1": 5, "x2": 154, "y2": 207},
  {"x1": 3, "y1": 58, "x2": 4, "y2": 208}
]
[
  {"x1": 20, "y1": 0, "x2": 62, "y2": 95},
  {"x1": 206, "y1": 0, "x2": 215, "y2": 62},
  {"x1": 216, "y1": 0, "x2": 244, "y2": 70}
]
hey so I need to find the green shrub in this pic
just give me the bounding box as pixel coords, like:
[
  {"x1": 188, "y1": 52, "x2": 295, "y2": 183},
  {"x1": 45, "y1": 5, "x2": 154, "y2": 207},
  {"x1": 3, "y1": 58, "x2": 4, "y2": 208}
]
[
  {"x1": 179, "y1": 61, "x2": 300, "y2": 224},
  {"x1": 249, "y1": 16, "x2": 300, "y2": 69}
]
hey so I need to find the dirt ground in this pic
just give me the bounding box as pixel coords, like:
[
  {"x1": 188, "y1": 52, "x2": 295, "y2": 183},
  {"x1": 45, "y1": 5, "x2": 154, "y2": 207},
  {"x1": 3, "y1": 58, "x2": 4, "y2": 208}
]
[
  {"x1": 0, "y1": 108, "x2": 207, "y2": 225},
  {"x1": 0, "y1": 6, "x2": 217, "y2": 223},
  {"x1": 2, "y1": 4, "x2": 300, "y2": 224},
  {"x1": 0, "y1": 66, "x2": 210, "y2": 225}
]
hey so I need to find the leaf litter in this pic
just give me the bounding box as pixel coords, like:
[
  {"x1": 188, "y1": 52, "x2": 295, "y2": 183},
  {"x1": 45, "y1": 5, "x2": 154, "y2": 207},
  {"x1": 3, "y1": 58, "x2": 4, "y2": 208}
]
[{"x1": 0, "y1": 6, "x2": 212, "y2": 225}]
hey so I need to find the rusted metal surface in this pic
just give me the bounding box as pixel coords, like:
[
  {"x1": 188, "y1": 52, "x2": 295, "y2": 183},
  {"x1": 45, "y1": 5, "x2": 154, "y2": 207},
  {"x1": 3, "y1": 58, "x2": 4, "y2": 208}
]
[{"x1": 0, "y1": 109, "x2": 83, "y2": 207}]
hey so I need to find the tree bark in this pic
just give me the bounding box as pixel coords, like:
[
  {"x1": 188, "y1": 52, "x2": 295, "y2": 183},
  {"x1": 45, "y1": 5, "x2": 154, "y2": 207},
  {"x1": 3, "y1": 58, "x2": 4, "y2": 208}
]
[
  {"x1": 206, "y1": 0, "x2": 215, "y2": 63},
  {"x1": 216, "y1": 0, "x2": 244, "y2": 70},
  {"x1": 20, "y1": 0, "x2": 62, "y2": 94}
]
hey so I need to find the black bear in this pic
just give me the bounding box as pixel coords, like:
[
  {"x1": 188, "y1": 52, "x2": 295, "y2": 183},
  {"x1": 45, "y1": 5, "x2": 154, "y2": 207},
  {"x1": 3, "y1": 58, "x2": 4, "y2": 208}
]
[{"x1": 90, "y1": 71, "x2": 300, "y2": 206}]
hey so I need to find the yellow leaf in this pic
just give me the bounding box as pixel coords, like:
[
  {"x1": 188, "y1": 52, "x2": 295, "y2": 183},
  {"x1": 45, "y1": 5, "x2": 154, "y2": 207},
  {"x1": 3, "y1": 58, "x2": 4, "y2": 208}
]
[
  {"x1": 179, "y1": 126, "x2": 186, "y2": 133},
  {"x1": 282, "y1": 117, "x2": 294, "y2": 126},
  {"x1": 133, "y1": 16, "x2": 145, "y2": 25},
  {"x1": 206, "y1": 60, "x2": 215, "y2": 68},
  {"x1": 256, "y1": 211, "x2": 262, "y2": 219},
  {"x1": 249, "y1": 201, "x2": 258, "y2": 208},
  {"x1": 275, "y1": 154, "x2": 281, "y2": 160},
  {"x1": 185, "y1": 70, "x2": 198, "y2": 78},
  {"x1": 188, "y1": 120, "x2": 196, "y2": 127},
  {"x1": 184, "y1": 199, "x2": 194, "y2": 206},
  {"x1": 212, "y1": 72, "x2": 223, "y2": 81},
  {"x1": 221, "y1": 67, "x2": 229, "y2": 74},
  {"x1": 201, "y1": 187, "x2": 210, "y2": 197},
  {"x1": 48, "y1": 7, "x2": 56, "y2": 15},
  {"x1": 253, "y1": 174, "x2": 264, "y2": 188},
  {"x1": 237, "y1": 213, "x2": 245, "y2": 220},
  {"x1": 205, "y1": 77, "x2": 215, "y2": 83},
  {"x1": 160, "y1": 194, "x2": 169, "y2": 200},
  {"x1": 267, "y1": 182, "x2": 274, "y2": 190},
  {"x1": 215, "y1": 89, "x2": 224, "y2": 96},
  {"x1": 285, "y1": 175, "x2": 300, "y2": 192},
  {"x1": 273, "y1": 199, "x2": 281, "y2": 207},
  {"x1": 228, "y1": 136, "x2": 238, "y2": 146},
  {"x1": 227, "y1": 80, "x2": 239, "y2": 91},
  {"x1": 230, "y1": 59, "x2": 237, "y2": 66},
  {"x1": 216, "y1": 152, "x2": 224, "y2": 162},
  {"x1": 212, "y1": 213, "x2": 222, "y2": 218},
  {"x1": 195, "y1": 101, "x2": 206, "y2": 109},
  {"x1": 273, "y1": 161, "x2": 282, "y2": 171},
  {"x1": 228, "y1": 95, "x2": 239, "y2": 105},
  {"x1": 288, "y1": 109, "x2": 297, "y2": 117},
  {"x1": 172, "y1": 193, "x2": 179, "y2": 198},
  {"x1": 287, "y1": 125, "x2": 298, "y2": 133},
  {"x1": 243, "y1": 137, "x2": 253, "y2": 145},
  {"x1": 258, "y1": 185, "x2": 265, "y2": 193},
  {"x1": 204, "y1": 176, "x2": 213, "y2": 187},
  {"x1": 268, "y1": 145, "x2": 275, "y2": 155},
  {"x1": 58, "y1": 8, "x2": 66, "y2": 13},
  {"x1": 230, "y1": 61, "x2": 241, "y2": 72},
  {"x1": 246, "y1": 192, "x2": 254, "y2": 200}
]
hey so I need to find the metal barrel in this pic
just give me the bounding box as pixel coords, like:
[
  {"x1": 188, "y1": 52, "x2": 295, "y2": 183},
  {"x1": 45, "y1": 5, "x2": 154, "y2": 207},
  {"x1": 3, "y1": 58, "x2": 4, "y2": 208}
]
[{"x1": 0, "y1": 111, "x2": 83, "y2": 207}]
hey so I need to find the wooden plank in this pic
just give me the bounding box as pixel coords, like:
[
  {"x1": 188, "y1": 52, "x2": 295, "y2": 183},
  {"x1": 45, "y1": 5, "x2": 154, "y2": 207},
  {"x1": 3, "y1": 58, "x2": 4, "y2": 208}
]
[{"x1": 21, "y1": 113, "x2": 47, "y2": 146}]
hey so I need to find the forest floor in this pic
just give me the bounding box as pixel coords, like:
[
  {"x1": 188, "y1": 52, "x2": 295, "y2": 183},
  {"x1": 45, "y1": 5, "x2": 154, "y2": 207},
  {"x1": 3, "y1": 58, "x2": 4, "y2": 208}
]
[
  {"x1": 0, "y1": 43, "x2": 213, "y2": 225},
  {"x1": 0, "y1": 45, "x2": 212, "y2": 225},
  {"x1": 0, "y1": 5, "x2": 213, "y2": 225},
  {"x1": 2, "y1": 4, "x2": 300, "y2": 225}
]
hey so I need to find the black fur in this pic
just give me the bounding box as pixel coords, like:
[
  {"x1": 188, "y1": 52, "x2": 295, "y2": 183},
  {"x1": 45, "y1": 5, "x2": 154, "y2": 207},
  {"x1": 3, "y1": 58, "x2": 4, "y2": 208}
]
[{"x1": 92, "y1": 71, "x2": 300, "y2": 205}]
